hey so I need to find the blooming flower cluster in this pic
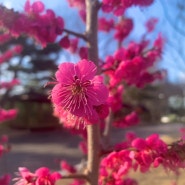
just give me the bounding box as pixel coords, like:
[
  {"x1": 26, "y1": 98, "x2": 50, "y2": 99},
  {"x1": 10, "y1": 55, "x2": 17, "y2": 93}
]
[
  {"x1": 0, "y1": 1, "x2": 64, "y2": 47},
  {"x1": 102, "y1": 34, "x2": 165, "y2": 128},
  {"x1": 51, "y1": 59, "x2": 109, "y2": 128},
  {"x1": 98, "y1": 17, "x2": 133, "y2": 42},
  {"x1": 101, "y1": 0, "x2": 154, "y2": 16},
  {"x1": 14, "y1": 167, "x2": 62, "y2": 185},
  {"x1": 114, "y1": 18, "x2": 133, "y2": 42},
  {"x1": 99, "y1": 133, "x2": 185, "y2": 185},
  {"x1": 103, "y1": 37, "x2": 164, "y2": 88}
]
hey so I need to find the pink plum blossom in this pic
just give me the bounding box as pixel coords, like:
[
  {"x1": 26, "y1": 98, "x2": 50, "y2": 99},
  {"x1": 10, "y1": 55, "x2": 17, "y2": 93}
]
[
  {"x1": 108, "y1": 85, "x2": 124, "y2": 112},
  {"x1": 101, "y1": 0, "x2": 154, "y2": 16},
  {"x1": 0, "y1": 108, "x2": 18, "y2": 123},
  {"x1": 114, "y1": 111, "x2": 140, "y2": 128},
  {"x1": 59, "y1": 35, "x2": 70, "y2": 49},
  {"x1": 79, "y1": 47, "x2": 88, "y2": 59},
  {"x1": 98, "y1": 17, "x2": 114, "y2": 32},
  {"x1": 145, "y1": 18, "x2": 158, "y2": 32},
  {"x1": 114, "y1": 18, "x2": 133, "y2": 42},
  {"x1": 51, "y1": 59, "x2": 108, "y2": 128},
  {"x1": 60, "y1": 160, "x2": 76, "y2": 173},
  {"x1": 0, "y1": 174, "x2": 11, "y2": 185},
  {"x1": 67, "y1": 0, "x2": 85, "y2": 10},
  {"x1": 0, "y1": 2, "x2": 64, "y2": 47},
  {"x1": 14, "y1": 167, "x2": 61, "y2": 185},
  {"x1": 68, "y1": 38, "x2": 79, "y2": 53},
  {"x1": 14, "y1": 167, "x2": 37, "y2": 185},
  {"x1": 35, "y1": 167, "x2": 62, "y2": 185}
]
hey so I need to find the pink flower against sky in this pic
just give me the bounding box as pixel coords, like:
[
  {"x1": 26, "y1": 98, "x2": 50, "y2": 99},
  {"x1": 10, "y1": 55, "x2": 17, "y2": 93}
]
[{"x1": 51, "y1": 59, "x2": 108, "y2": 127}]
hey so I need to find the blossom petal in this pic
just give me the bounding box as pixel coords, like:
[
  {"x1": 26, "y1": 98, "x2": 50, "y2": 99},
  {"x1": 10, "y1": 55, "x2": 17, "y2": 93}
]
[
  {"x1": 77, "y1": 59, "x2": 97, "y2": 81},
  {"x1": 56, "y1": 62, "x2": 80, "y2": 84},
  {"x1": 87, "y1": 76, "x2": 109, "y2": 105}
]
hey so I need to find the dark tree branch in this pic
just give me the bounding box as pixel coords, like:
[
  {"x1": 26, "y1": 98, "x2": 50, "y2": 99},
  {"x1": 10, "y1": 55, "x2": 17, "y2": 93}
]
[
  {"x1": 63, "y1": 28, "x2": 87, "y2": 41},
  {"x1": 59, "y1": 173, "x2": 88, "y2": 180},
  {"x1": 56, "y1": 173, "x2": 89, "y2": 185}
]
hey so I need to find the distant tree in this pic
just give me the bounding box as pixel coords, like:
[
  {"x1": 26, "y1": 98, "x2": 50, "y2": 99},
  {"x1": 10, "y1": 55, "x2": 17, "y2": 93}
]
[{"x1": 1, "y1": 35, "x2": 61, "y2": 96}]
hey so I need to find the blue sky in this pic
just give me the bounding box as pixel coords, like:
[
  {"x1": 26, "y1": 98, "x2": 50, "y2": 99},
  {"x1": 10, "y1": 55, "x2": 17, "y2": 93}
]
[{"x1": 0, "y1": 0, "x2": 185, "y2": 84}]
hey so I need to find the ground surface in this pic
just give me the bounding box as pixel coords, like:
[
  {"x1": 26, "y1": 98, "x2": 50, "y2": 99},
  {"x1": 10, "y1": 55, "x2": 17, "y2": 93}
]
[{"x1": 0, "y1": 123, "x2": 185, "y2": 185}]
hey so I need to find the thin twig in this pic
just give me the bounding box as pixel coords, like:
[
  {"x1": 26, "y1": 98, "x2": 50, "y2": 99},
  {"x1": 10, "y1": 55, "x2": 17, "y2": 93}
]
[
  {"x1": 63, "y1": 28, "x2": 87, "y2": 41},
  {"x1": 60, "y1": 173, "x2": 88, "y2": 180}
]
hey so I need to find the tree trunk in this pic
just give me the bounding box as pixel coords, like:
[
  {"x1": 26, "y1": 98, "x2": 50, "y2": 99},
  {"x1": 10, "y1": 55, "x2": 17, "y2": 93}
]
[{"x1": 85, "y1": 0, "x2": 100, "y2": 185}]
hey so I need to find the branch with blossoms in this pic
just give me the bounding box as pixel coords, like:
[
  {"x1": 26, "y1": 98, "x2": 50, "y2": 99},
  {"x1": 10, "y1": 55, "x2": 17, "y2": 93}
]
[
  {"x1": 0, "y1": 0, "x2": 185, "y2": 185},
  {"x1": 99, "y1": 133, "x2": 185, "y2": 185}
]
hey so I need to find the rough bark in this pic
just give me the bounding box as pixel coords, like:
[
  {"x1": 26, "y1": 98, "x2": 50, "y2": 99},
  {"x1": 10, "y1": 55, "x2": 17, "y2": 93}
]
[{"x1": 85, "y1": 0, "x2": 100, "y2": 185}]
